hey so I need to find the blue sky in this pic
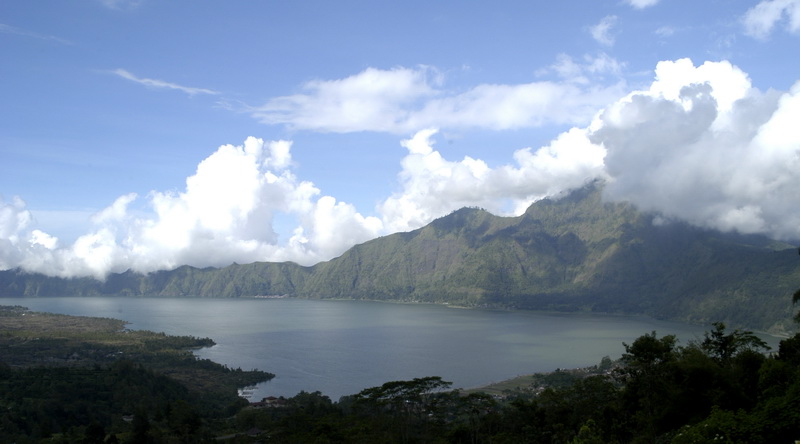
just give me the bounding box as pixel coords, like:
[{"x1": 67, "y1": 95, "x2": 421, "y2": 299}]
[{"x1": 2, "y1": 0, "x2": 800, "y2": 277}]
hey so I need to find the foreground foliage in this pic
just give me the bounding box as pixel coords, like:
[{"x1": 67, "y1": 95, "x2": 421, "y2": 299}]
[{"x1": 0, "y1": 306, "x2": 273, "y2": 443}]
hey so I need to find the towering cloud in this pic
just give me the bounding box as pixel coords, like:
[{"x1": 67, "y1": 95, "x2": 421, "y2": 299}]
[
  {"x1": 593, "y1": 59, "x2": 800, "y2": 239},
  {"x1": 0, "y1": 138, "x2": 383, "y2": 278}
]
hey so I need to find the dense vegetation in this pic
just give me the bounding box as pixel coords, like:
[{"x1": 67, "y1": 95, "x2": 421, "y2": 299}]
[
  {"x1": 2, "y1": 184, "x2": 798, "y2": 334},
  {"x1": 0, "y1": 306, "x2": 273, "y2": 443}
]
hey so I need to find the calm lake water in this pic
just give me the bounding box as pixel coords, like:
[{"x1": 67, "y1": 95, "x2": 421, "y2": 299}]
[{"x1": 0, "y1": 297, "x2": 768, "y2": 400}]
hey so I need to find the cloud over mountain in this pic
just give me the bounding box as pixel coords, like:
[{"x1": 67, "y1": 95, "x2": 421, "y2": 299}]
[
  {"x1": 378, "y1": 128, "x2": 605, "y2": 233},
  {"x1": 1, "y1": 58, "x2": 799, "y2": 278},
  {"x1": 1, "y1": 138, "x2": 383, "y2": 278},
  {"x1": 595, "y1": 59, "x2": 800, "y2": 239}
]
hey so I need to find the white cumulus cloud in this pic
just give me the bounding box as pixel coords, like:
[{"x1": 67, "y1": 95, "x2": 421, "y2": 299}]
[
  {"x1": 0, "y1": 138, "x2": 383, "y2": 278},
  {"x1": 252, "y1": 65, "x2": 626, "y2": 133},
  {"x1": 592, "y1": 58, "x2": 800, "y2": 239},
  {"x1": 3, "y1": 58, "x2": 800, "y2": 279},
  {"x1": 0, "y1": 196, "x2": 33, "y2": 270},
  {"x1": 378, "y1": 128, "x2": 606, "y2": 233},
  {"x1": 253, "y1": 67, "x2": 439, "y2": 133},
  {"x1": 743, "y1": 0, "x2": 800, "y2": 39}
]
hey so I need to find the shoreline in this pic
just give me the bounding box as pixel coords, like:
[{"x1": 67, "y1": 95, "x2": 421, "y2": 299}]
[{"x1": 2, "y1": 294, "x2": 793, "y2": 337}]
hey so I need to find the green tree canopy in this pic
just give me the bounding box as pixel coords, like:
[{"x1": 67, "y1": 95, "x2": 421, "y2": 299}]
[{"x1": 700, "y1": 321, "x2": 770, "y2": 363}]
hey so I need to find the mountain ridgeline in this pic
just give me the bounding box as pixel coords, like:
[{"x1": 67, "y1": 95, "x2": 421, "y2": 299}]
[{"x1": 2, "y1": 185, "x2": 799, "y2": 333}]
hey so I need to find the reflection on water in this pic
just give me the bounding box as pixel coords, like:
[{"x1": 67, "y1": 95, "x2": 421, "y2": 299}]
[{"x1": 1, "y1": 297, "x2": 777, "y2": 400}]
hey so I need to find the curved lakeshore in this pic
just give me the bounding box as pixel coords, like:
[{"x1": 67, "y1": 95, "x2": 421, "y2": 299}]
[{"x1": 0, "y1": 296, "x2": 742, "y2": 401}]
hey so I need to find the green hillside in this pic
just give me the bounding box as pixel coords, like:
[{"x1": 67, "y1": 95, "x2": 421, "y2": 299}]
[
  {"x1": 303, "y1": 185, "x2": 800, "y2": 333},
  {"x1": 2, "y1": 184, "x2": 798, "y2": 333}
]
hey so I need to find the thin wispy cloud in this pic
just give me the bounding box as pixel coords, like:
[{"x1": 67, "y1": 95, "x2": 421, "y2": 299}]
[
  {"x1": 541, "y1": 53, "x2": 625, "y2": 85},
  {"x1": 0, "y1": 23, "x2": 72, "y2": 45},
  {"x1": 624, "y1": 0, "x2": 661, "y2": 9},
  {"x1": 590, "y1": 16, "x2": 618, "y2": 46},
  {"x1": 252, "y1": 61, "x2": 626, "y2": 134},
  {"x1": 655, "y1": 26, "x2": 676, "y2": 38},
  {"x1": 97, "y1": 0, "x2": 143, "y2": 11},
  {"x1": 111, "y1": 69, "x2": 219, "y2": 96}
]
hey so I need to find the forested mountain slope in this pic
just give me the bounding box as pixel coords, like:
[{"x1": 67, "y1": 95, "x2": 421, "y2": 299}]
[{"x1": 2, "y1": 184, "x2": 798, "y2": 333}]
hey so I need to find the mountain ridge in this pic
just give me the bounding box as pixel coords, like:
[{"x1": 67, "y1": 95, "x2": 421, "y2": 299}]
[{"x1": 2, "y1": 184, "x2": 798, "y2": 334}]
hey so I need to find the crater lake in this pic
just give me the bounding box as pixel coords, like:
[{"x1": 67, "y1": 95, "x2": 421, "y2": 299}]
[{"x1": 0, "y1": 297, "x2": 761, "y2": 400}]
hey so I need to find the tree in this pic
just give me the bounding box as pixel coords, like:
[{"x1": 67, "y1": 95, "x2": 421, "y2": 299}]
[
  {"x1": 793, "y1": 287, "x2": 800, "y2": 322},
  {"x1": 777, "y1": 332, "x2": 800, "y2": 365},
  {"x1": 81, "y1": 422, "x2": 105, "y2": 444},
  {"x1": 570, "y1": 419, "x2": 605, "y2": 444},
  {"x1": 167, "y1": 400, "x2": 201, "y2": 439},
  {"x1": 355, "y1": 376, "x2": 452, "y2": 417},
  {"x1": 620, "y1": 331, "x2": 677, "y2": 377},
  {"x1": 618, "y1": 332, "x2": 678, "y2": 442},
  {"x1": 353, "y1": 377, "x2": 452, "y2": 443},
  {"x1": 448, "y1": 392, "x2": 499, "y2": 444},
  {"x1": 129, "y1": 408, "x2": 151, "y2": 444},
  {"x1": 700, "y1": 322, "x2": 770, "y2": 364}
]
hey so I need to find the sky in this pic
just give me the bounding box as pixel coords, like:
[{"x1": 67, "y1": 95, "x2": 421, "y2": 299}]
[{"x1": 1, "y1": 0, "x2": 800, "y2": 278}]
